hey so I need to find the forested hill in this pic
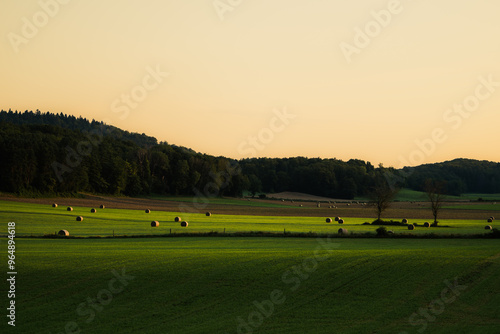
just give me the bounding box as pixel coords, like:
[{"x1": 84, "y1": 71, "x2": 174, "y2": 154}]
[
  {"x1": 0, "y1": 109, "x2": 157, "y2": 148},
  {"x1": 1, "y1": 110, "x2": 500, "y2": 198},
  {"x1": 403, "y1": 159, "x2": 500, "y2": 195}
]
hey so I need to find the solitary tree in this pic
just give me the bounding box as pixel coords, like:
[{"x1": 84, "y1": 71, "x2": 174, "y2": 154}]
[
  {"x1": 425, "y1": 179, "x2": 446, "y2": 226},
  {"x1": 369, "y1": 177, "x2": 399, "y2": 222}
]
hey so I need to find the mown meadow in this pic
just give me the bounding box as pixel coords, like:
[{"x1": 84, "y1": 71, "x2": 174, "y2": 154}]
[
  {"x1": 1, "y1": 199, "x2": 500, "y2": 333},
  {"x1": 0, "y1": 200, "x2": 497, "y2": 237},
  {"x1": 3, "y1": 237, "x2": 500, "y2": 333}
]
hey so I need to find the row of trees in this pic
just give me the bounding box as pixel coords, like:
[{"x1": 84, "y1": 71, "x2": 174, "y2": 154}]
[
  {"x1": 0, "y1": 116, "x2": 245, "y2": 196},
  {"x1": 403, "y1": 159, "x2": 500, "y2": 195},
  {"x1": 1, "y1": 110, "x2": 499, "y2": 200},
  {"x1": 240, "y1": 157, "x2": 376, "y2": 199}
]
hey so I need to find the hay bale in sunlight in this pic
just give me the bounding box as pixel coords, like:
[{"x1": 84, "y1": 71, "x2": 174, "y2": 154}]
[
  {"x1": 490, "y1": 216, "x2": 495, "y2": 220},
  {"x1": 338, "y1": 228, "x2": 348, "y2": 235},
  {"x1": 100, "y1": 205, "x2": 105, "y2": 209},
  {"x1": 488, "y1": 218, "x2": 493, "y2": 223},
  {"x1": 335, "y1": 217, "x2": 340, "y2": 222},
  {"x1": 326, "y1": 218, "x2": 332, "y2": 223},
  {"x1": 206, "y1": 212, "x2": 212, "y2": 217},
  {"x1": 317, "y1": 203, "x2": 321, "y2": 208},
  {"x1": 151, "y1": 221, "x2": 159, "y2": 227},
  {"x1": 485, "y1": 225, "x2": 492, "y2": 230},
  {"x1": 181, "y1": 221, "x2": 188, "y2": 227},
  {"x1": 423, "y1": 222, "x2": 430, "y2": 228},
  {"x1": 408, "y1": 224, "x2": 415, "y2": 230},
  {"x1": 76, "y1": 216, "x2": 83, "y2": 222},
  {"x1": 91, "y1": 208, "x2": 97, "y2": 213},
  {"x1": 402, "y1": 218, "x2": 408, "y2": 224},
  {"x1": 338, "y1": 219, "x2": 344, "y2": 224},
  {"x1": 52, "y1": 203, "x2": 58, "y2": 208},
  {"x1": 67, "y1": 207, "x2": 73, "y2": 211},
  {"x1": 145, "y1": 209, "x2": 151, "y2": 213},
  {"x1": 175, "y1": 217, "x2": 181, "y2": 222},
  {"x1": 58, "y1": 230, "x2": 69, "y2": 236}
]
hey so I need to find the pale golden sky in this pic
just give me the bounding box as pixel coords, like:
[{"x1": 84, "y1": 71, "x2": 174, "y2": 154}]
[{"x1": 1, "y1": 0, "x2": 499, "y2": 167}]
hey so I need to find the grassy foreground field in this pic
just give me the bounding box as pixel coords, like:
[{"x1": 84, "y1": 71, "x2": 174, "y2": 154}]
[
  {"x1": 3, "y1": 237, "x2": 500, "y2": 333},
  {"x1": 0, "y1": 200, "x2": 497, "y2": 237}
]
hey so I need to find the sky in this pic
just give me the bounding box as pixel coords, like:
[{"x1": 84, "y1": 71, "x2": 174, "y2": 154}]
[{"x1": 1, "y1": 0, "x2": 499, "y2": 168}]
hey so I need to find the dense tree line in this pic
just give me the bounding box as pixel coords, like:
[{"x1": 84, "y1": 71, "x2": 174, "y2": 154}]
[
  {"x1": 0, "y1": 109, "x2": 157, "y2": 147},
  {"x1": 403, "y1": 159, "x2": 500, "y2": 195},
  {"x1": 239, "y1": 157, "x2": 376, "y2": 198},
  {"x1": 0, "y1": 111, "x2": 244, "y2": 196},
  {"x1": 1, "y1": 110, "x2": 500, "y2": 198}
]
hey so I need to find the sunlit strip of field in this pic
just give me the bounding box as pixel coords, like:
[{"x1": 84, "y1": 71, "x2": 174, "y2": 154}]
[
  {"x1": 8, "y1": 238, "x2": 500, "y2": 334},
  {"x1": 0, "y1": 201, "x2": 496, "y2": 237}
]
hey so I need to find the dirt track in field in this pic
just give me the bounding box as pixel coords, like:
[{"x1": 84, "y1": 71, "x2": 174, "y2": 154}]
[{"x1": 0, "y1": 193, "x2": 497, "y2": 220}]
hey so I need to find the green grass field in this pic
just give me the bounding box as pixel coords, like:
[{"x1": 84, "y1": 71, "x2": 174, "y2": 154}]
[
  {"x1": 2, "y1": 200, "x2": 500, "y2": 333},
  {"x1": 0, "y1": 201, "x2": 497, "y2": 237},
  {"x1": 4, "y1": 237, "x2": 500, "y2": 333}
]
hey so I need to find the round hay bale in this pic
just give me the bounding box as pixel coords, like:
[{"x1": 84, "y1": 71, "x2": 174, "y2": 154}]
[
  {"x1": 99, "y1": 205, "x2": 105, "y2": 209},
  {"x1": 317, "y1": 203, "x2": 321, "y2": 208},
  {"x1": 174, "y1": 217, "x2": 181, "y2": 222},
  {"x1": 408, "y1": 224, "x2": 415, "y2": 230},
  {"x1": 338, "y1": 228, "x2": 348, "y2": 235},
  {"x1": 91, "y1": 208, "x2": 97, "y2": 213},
  {"x1": 52, "y1": 203, "x2": 58, "y2": 208},
  {"x1": 76, "y1": 216, "x2": 83, "y2": 222},
  {"x1": 338, "y1": 219, "x2": 344, "y2": 224},
  {"x1": 387, "y1": 230, "x2": 394, "y2": 234},
  {"x1": 67, "y1": 207, "x2": 73, "y2": 211},
  {"x1": 299, "y1": 204, "x2": 303, "y2": 207},
  {"x1": 490, "y1": 216, "x2": 495, "y2": 220},
  {"x1": 326, "y1": 218, "x2": 332, "y2": 223},
  {"x1": 402, "y1": 218, "x2": 408, "y2": 224},
  {"x1": 487, "y1": 218, "x2": 493, "y2": 223},
  {"x1": 181, "y1": 221, "x2": 188, "y2": 227},
  {"x1": 58, "y1": 230, "x2": 69, "y2": 236},
  {"x1": 206, "y1": 212, "x2": 211, "y2": 217},
  {"x1": 485, "y1": 225, "x2": 492, "y2": 230},
  {"x1": 423, "y1": 222, "x2": 430, "y2": 228},
  {"x1": 151, "y1": 221, "x2": 159, "y2": 227},
  {"x1": 145, "y1": 209, "x2": 151, "y2": 213},
  {"x1": 334, "y1": 217, "x2": 340, "y2": 222}
]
